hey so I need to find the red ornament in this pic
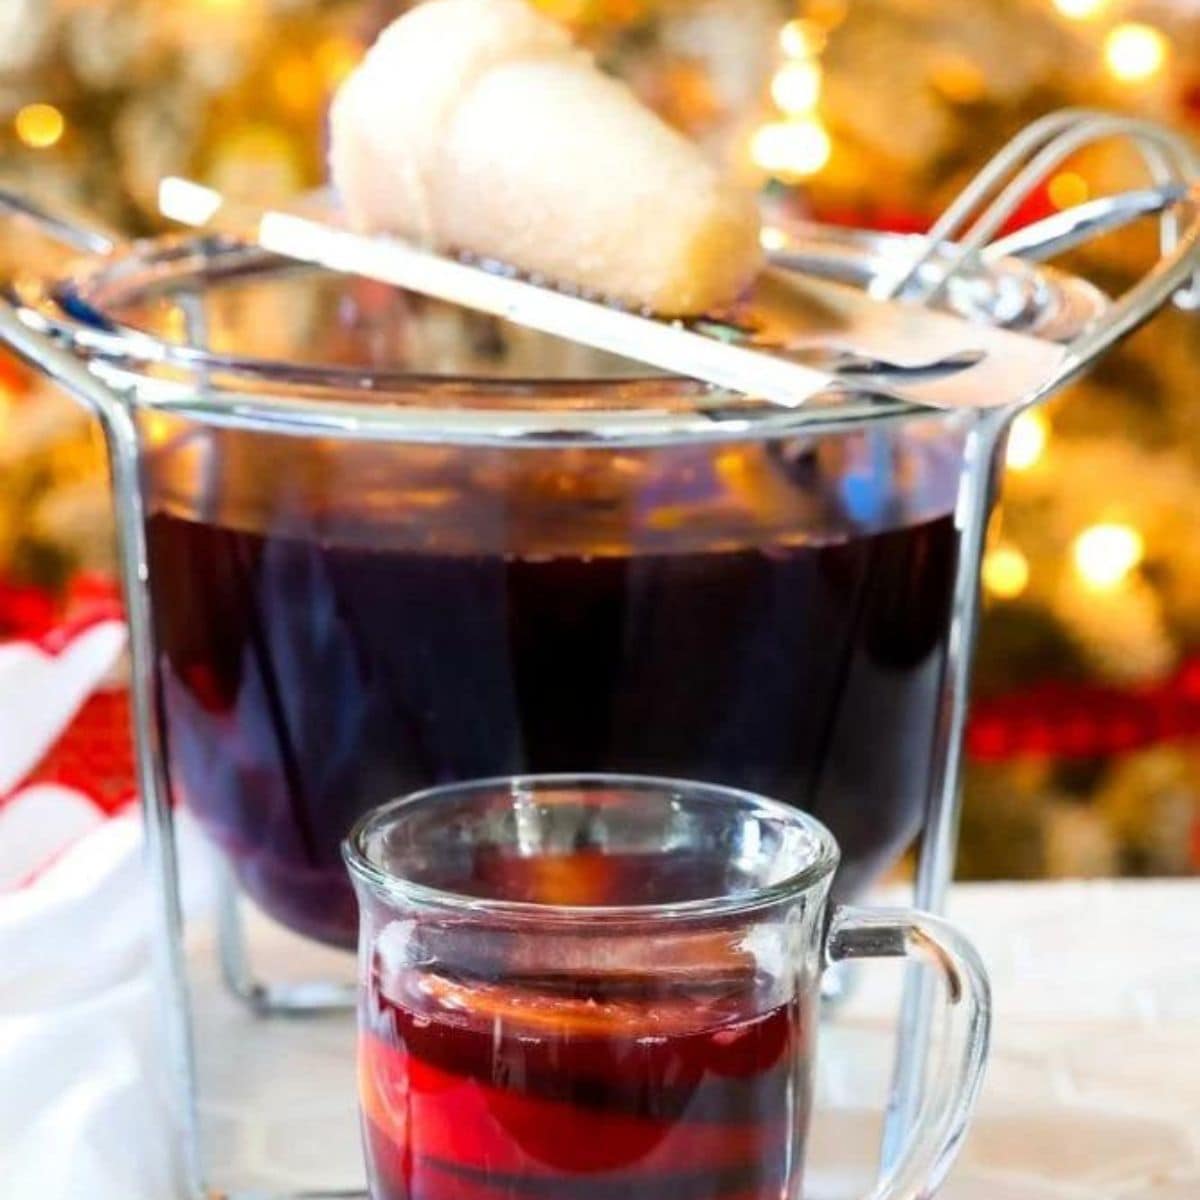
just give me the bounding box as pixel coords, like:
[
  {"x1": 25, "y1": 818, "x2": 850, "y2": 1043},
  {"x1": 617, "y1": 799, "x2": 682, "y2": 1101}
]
[
  {"x1": 0, "y1": 350, "x2": 29, "y2": 400},
  {"x1": 25, "y1": 689, "x2": 135, "y2": 815},
  {"x1": 0, "y1": 578, "x2": 57, "y2": 640},
  {"x1": 968, "y1": 653, "x2": 1200, "y2": 762},
  {"x1": 1178, "y1": 78, "x2": 1200, "y2": 123}
]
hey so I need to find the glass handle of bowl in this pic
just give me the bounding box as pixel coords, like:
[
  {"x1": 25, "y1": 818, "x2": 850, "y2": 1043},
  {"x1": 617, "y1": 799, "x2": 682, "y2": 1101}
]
[{"x1": 825, "y1": 905, "x2": 992, "y2": 1200}]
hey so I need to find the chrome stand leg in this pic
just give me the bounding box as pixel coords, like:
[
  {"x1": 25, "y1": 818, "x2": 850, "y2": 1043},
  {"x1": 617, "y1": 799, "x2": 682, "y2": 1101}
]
[
  {"x1": 108, "y1": 407, "x2": 207, "y2": 1200},
  {"x1": 0, "y1": 307, "x2": 209, "y2": 1200},
  {"x1": 215, "y1": 858, "x2": 357, "y2": 1017},
  {"x1": 879, "y1": 407, "x2": 1011, "y2": 1173},
  {"x1": 820, "y1": 960, "x2": 861, "y2": 1009}
]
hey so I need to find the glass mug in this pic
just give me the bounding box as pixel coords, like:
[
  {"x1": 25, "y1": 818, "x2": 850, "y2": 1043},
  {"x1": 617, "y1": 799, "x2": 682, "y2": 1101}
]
[{"x1": 343, "y1": 775, "x2": 991, "y2": 1200}]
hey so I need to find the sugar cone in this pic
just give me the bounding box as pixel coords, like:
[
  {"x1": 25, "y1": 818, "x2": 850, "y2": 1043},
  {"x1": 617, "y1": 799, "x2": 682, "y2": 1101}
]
[{"x1": 330, "y1": 0, "x2": 762, "y2": 315}]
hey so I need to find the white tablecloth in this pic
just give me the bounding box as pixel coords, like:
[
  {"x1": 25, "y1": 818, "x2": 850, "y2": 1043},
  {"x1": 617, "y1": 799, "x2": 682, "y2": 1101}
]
[{"x1": 856, "y1": 880, "x2": 1200, "y2": 1200}]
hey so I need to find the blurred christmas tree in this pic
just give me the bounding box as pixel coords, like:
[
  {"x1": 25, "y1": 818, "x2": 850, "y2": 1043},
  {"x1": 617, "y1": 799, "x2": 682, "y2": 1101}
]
[{"x1": 0, "y1": 0, "x2": 1198, "y2": 877}]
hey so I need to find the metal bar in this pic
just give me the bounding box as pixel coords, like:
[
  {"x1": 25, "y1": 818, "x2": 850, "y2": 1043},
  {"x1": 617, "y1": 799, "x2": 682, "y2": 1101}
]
[
  {"x1": 878, "y1": 110, "x2": 1199, "y2": 1171},
  {"x1": 215, "y1": 864, "x2": 356, "y2": 1016},
  {"x1": 880, "y1": 405, "x2": 1012, "y2": 1171},
  {"x1": 158, "y1": 179, "x2": 841, "y2": 412},
  {"x1": 0, "y1": 187, "x2": 118, "y2": 256},
  {"x1": 0, "y1": 304, "x2": 207, "y2": 1200},
  {"x1": 985, "y1": 185, "x2": 1187, "y2": 263}
]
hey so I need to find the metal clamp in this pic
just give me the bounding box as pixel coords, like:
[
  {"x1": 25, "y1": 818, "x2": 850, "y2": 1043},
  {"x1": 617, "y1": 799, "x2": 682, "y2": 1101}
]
[{"x1": 877, "y1": 109, "x2": 1200, "y2": 376}]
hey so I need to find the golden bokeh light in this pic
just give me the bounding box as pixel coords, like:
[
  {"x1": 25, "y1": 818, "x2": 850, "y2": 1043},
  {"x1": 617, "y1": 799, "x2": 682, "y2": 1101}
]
[
  {"x1": 1073, "y1": 523, "x2": 1145, "y2": 591},
  {"x1": 807, "y1": 0, "x2": 848, "y2": 31},
  {"x1": 533, "y1": 0, "x2": 592, "y2": 20},
  {"x1": 1048, "y1": 172, "x2": 1090, "y2": 210},
  {"x1": 140, "y1": 411, "x2": 181, "y2": 448},
  {"x1": 273, "y1": 55, "x2": 322, "y2": 114},
  {"x1": 771, "y1": 61, "x2": 822, "y2": 114},
  {"x1": 931, "y1": 54, "x2": 986, "y2": 104},
  {"x1": 207, "y1": 123, "x2": 303, "y2": 199},
  {"x1": 984, "y1": 546, "x2": 1031, "y2": 599},
  {"x1": 15, "y1": 103, "x2": 65, "y2": 150},
  {"x1": 315, "y1": 36, "x2": 361, "y2": 87},
  {"x1": 1052, "y1": 0, "x2": 1107, "y2": 19},
  {"x1": 1104, "y1": 23, "x2": 1169, "y2": 83},
  {"x1": 1006, "y1": 410, "x2": 1050, "y2": 471},
  {"x1": 779, "y1": 19, "x2": 826, "y2": 60},
  {"x1": 751, "y1": 118, "x2": 832, "y2": 179},
  {"x1": 760, "y1": 227, "x2": 788, "y2": 252}
]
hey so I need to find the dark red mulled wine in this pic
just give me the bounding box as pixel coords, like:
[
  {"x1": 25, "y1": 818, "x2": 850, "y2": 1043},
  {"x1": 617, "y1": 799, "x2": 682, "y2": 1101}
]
[
  {"x1": 358, "y1": 853, "x2": 809, "y2": 1200},
  {"x1": 145, "y1": 434, "x2": 958, "y2": 946}
]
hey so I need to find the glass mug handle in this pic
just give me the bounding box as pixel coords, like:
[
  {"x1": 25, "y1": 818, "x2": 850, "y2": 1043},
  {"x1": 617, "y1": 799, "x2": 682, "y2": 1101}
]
[{"x1": 825, "y1": 905, "x2": 992, "y2": 1200}]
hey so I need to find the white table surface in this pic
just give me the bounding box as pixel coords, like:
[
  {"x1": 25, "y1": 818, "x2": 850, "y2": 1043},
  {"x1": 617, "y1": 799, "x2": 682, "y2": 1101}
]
[
  {"x1": 836, "y1": 880, "x2": 1200, "y2": 1200},
  {"x1": 188, "y1": 879, "x2": 1200, "y2": 1198}
]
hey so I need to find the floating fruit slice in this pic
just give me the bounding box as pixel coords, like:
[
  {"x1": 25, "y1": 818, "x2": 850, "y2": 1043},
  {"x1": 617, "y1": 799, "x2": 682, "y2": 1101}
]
[{"x1": 360, "y1": 1034, "x2": 791, "y2": 1177}]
